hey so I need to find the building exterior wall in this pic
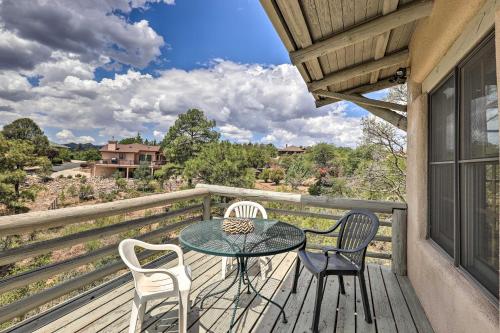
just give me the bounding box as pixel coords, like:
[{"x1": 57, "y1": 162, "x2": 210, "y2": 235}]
[
  {"x1": 101, "y1": 151, "x2": 136, "y2": 163},
  {"x1": 406, "y1": 1, "x2": 499, "y2": 332},
  {"x1": 93, "y1": 166, "x2": 116, "y2": 178}
]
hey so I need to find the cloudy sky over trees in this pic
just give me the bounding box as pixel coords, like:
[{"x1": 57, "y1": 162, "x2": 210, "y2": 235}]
[{"x1": 0, "y1": 0, "x2": 372, "y2": 147}]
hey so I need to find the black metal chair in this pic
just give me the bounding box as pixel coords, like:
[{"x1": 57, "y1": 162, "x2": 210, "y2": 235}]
[{"x1": 292, "y1": 209, "x2": 380, "y2": 333}]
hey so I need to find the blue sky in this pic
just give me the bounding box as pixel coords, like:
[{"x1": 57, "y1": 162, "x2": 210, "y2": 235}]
[
  {"x1": 0, "y1": 0, "x2": 371, "y2": 147},
  {"x1": 95, "y1": 1, "x2": 290, "y2": 80}
]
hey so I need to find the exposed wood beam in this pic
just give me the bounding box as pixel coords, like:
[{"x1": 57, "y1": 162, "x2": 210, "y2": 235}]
[
  {"x1": 308, "y1": 49, "x2": 409, "y2": 91},
  {"x1": 260, "y1": 0, "x2": 312, "y2": 82},
  {"x1": 370, "y1": 0, "x2": 400, "y2": 83},
  {"x1": 289, "y1": 0, "x2": 433, "y2": 65},
  {"x1": 315, "y1": 77, "x2": 402, "y2": 108},
  {"x1": 315, "y1": 90, "x2": 407, "y2": 112},
  {"x1": 354, "y1": 100, "x2": 407, "y2": 131},
  {"x1": 276, "y1": 0, "x2": 324, "y2": 81}
]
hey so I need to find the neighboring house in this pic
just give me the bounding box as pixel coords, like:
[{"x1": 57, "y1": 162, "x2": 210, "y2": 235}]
[
  {"x1": 263, "y1": 0, "x2": 499, "y2": 332},
  {"x1": 278, "y1": 145, "x2": 306, "y2": 155},
  {"x1": 92, "y1": 140, "x2": 165, "y2": 178}
]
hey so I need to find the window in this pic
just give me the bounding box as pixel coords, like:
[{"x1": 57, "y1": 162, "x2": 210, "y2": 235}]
[
  {"x1": 118, "y1": 153, "x2": 125, "y2": 160},
  {"x1": 429, "y1": 33, "x2": 499, "y2": 296},
  {"x1": 139, "y1": 154, "x2": 152, "y2": 162}
]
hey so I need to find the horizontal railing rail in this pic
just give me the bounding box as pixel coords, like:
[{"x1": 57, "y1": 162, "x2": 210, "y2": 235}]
[
  {"x1": 211, "y1": 196, "x2": 397, "y2": 263},
  {"x1": 196, "y1": 184, "x2": 407, "y2": 213},
  {"x1": 0, "y1": 183, "x2": 407, "y2": 328},
  {"x1": 0, "y1": 188, "x2": 209, "y2": 236}
]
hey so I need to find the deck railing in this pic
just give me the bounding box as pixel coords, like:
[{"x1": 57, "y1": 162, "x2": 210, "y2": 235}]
[
  {"x1": 97, "y1": 159, "x2": 166, "y2": 166},
  {"x1": 0, "y1": 184, "x2": 407, "y2": 327}
]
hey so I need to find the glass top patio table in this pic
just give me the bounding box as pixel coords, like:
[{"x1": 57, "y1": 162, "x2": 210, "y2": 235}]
[{"x1": 179, "y1": 218, "x2": 305, "y2": 258}]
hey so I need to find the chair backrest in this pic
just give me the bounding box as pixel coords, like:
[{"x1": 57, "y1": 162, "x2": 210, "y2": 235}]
[
  {"x1": 119, "y1": 239, "x2": 144, "y2": 284},
  {"x1": 337, "y1": 210, "x2": 380, "y2": 268},
  {"x1": 224, "y1": 201, "x2": 267, "y2": 219}
]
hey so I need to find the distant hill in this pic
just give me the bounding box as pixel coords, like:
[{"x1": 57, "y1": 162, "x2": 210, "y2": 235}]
[{"x1": 62, "y1": 142, "x2": 102, "y2": 151}]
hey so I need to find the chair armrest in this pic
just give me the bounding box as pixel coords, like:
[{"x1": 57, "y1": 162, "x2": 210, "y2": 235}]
[
  {"x1": 133, "y1": 267, "x2": 179, "y2": 291},
  {"x1": 135, "y1": 241, "x2": 185, "y2": 266},
  {"x1": 322, "y1": 243, "x2": 369, "y2": 255},
  {"x1": 303, "y1": 219, "x2": 342, "y2": 235}
]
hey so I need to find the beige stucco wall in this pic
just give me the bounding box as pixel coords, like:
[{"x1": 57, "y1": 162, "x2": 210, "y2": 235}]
[
  {"x1": 409, "y1": 0, "x2": 487, "y2": 83},
  {"x1": 101, "y1": 151, "x2": 136, "y2": 162},
  {"x1": 406, "y1": 1, "x2": 499, "y2": 332},
  {"x1": 93, "y1": 166, "x2": 116, "y2": 178}
]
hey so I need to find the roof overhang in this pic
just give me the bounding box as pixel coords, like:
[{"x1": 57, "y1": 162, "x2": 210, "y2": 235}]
[{"x1": 260, "y1": 0, "x2": 434, "y2": 130}]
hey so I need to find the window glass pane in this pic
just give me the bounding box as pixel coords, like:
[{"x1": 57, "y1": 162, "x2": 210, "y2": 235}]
[
  {"x1": 460, "y1": 162, "x2": 499, "y2": 295},
  {"x1": 430, "y1": 75, "x2": 455, "y2": 162},
  {"x1": 429, "y1": 164, "x2": 455, "y2": 255},
  {"x1": 461, "y1": 37, "x2": 499, "y2": 159}
]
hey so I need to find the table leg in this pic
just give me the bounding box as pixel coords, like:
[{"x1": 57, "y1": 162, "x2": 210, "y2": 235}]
[
  {"x1": 229, "y1": 257, "x2": 246, "y2": 332},
  {"x1": 199, "y1": 260, "x2": 240, "y2": 309},
  {"x1": 243, "y1": 263, "x2": 288, "y2": 324}
]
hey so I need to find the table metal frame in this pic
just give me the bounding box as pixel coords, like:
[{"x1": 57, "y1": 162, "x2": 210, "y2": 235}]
[{"x1": 180, "y1": 219, "x2": 305, "y2": 332}]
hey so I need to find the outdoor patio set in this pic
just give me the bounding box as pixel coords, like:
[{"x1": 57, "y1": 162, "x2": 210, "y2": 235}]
[{"x1": 119, "y1": 201, "x2": 379, "y2": 333}]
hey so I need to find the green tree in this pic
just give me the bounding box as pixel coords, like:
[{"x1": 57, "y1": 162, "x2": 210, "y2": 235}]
[
  {"x1": 57, "y1": 148, "x2": 72, "y2": 162},
  {"x1": 134, "y1": 163, "x2": 153, "y2": 192},
  {"x1": 72, "y1": 148, "x2": 101, "y2": 161},
  {"x1": 309, "y1": 143, "x2": 336, "y2": 168},
  {"x1": 0, "y1": 134, "x2": 51, "y2": 213},
  {"x1": 183, "y1": 142, "x2": 254, "y2": 188},
  {"x1": 119, "y1": 132, "x2": 144, "y2": 144},
  {"x1": 2, "y1": 118, "x2": 50, "y2": 156},
  {"x1": 285, "y1": 156, "x2": 313, "y2": 189},
  {"x1": 154, "y1": 163, "x2": 179, "y2": 190},
  {"x1": 243, "y1": 143, "x2": 277, "y2": 169},
  {"x1": 161, "y1": 109, "x2": 220, "y2": 165}
]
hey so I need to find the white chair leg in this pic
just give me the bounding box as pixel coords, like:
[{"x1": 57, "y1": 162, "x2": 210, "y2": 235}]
[
  {"x1": 179, "y1": 290, "x2": 190, "y2": 333},
  {"x1": 221, "y1": 257, "x2": 227, "y2": 280},
  {"x1": 129, "y1": 293, "x2": 144, "y2": 333}
]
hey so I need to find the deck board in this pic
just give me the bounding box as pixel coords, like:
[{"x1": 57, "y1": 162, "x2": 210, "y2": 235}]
[{"x1": 9, "y1": 253, "x2": 434, "y2": 333}]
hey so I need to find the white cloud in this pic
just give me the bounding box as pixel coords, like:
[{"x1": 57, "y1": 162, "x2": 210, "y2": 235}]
[
  {"x1": 56, "y1": 129, "x2": 95, "y2": 143},
  {"x1": 1, "y1": 60, "x2": 364, "y2": 147},
  {"x1": 153, "y1": 130, "x2": 164, "y2": 139},
  {"x1": 0, "y1": 1, "x2": 167, "y2": 70},
  {"x1": 219, "y1": 124, "x2": 253, "y2": 143}
]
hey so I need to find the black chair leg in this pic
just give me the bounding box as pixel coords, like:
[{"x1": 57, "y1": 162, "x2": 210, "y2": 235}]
[
  {"x1": 292, "y1": 257, "x2": 300, "y2": 293},
  {"x1": 338, "y1": 275, "x2": 345, "y2": 295},
  {"x1": 312, "y1": 274, "x2": 324, "y2": 333},
  {"x1": 358, "y1": 273, "x2": 372, "y2": 323}
]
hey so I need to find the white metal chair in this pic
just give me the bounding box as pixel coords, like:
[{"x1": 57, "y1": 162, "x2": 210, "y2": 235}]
[
  {"x1": 221, "y1": 201, "x2": 269, "y2": 280},
  {"x1": 119, "y1": 239, "x2": 192, "y2": 333}
]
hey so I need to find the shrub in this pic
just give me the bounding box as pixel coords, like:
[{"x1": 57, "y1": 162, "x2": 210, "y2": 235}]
[
  {"x1": 51, "y1": 157, "x2": 63, "y2": 165},
  {"x1": 115, "y1": 178, "x2": 127, "y2": 191},
  {"x1": 308, "y1": 182, "x2": 322, "y2": 196},
  {"x1": 269, "y1": 167, "x2": 285, "y2": 185},
  {"x1": 112, "y1": 170, "x2": 123, "y2": 180},
  {"x1": 98, "y1": 191, "x2": 116, "y2": 202},
  {"x1": 67, "y1": 184, "x2": 78, "y2": 197},
  {"x1": 67, "y1": 175, "x2": 73, "y2": 179},
  {"x1": 285, "y1": 156, "x2": 313, "y2": 189},
  {"x1": 78, "y1": 184, "x2": 94, "y2": 201},
  {"x1": 259, "y1": 168, "x2": 271, "y2": 183},
  {"x1": 75, "y1": 173, "x2": 82, "y2": 178}
]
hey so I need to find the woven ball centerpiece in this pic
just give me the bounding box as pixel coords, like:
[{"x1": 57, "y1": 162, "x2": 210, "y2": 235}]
[{"x1": 222, "y1": 217, "x2": 255, "y2": 234}]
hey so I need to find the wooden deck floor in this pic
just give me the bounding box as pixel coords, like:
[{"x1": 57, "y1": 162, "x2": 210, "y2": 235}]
[{"x1": 9, "y1": 250, "x2": 433, "y2": 333}]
